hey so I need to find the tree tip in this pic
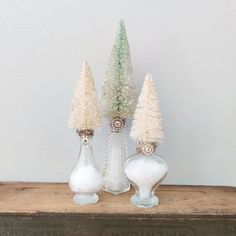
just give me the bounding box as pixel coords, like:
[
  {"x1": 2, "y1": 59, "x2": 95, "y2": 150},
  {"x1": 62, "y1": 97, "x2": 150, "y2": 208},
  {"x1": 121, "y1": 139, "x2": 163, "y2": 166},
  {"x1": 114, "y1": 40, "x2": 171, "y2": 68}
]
[
  {"x1": 119, "y1": 19, "x2": 125, "y2": 25},
  {"x1": 118, "y1": 19, "x2": 126, "y2": 31},
  {"x1": 145, "y1": 73, "x2": 153, "y2": 81},
  {"x1": 82, "y1": 60, "x2": 91, "y2": 71},
  {"x1": 83, "y1": 60, "x2": 89, "y2": 66}
]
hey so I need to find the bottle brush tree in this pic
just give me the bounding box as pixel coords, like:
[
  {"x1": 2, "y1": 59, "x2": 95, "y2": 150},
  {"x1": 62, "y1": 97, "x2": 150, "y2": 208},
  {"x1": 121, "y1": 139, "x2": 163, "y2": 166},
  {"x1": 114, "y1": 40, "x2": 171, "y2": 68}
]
[
  {"x1": 130, "y1": 73, "x2": 164, "y2": 145},
  {"x1": 68, "y1": 61, "x2": 101, "y2": 131},
  {"x1": 101, "y1": 19, "x2": 136, "y2": 121}
]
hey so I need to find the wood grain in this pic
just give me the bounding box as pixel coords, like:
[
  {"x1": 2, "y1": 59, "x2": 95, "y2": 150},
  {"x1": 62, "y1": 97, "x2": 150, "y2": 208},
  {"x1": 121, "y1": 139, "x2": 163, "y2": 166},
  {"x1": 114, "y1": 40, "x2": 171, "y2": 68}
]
[{"x1": 0, "y1": 182, "x2": 235, "y2": 218}]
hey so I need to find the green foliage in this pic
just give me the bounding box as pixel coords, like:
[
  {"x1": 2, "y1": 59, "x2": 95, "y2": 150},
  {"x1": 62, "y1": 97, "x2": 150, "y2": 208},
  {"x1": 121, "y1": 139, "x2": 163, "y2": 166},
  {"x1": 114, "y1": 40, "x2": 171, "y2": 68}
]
[{"x1": 101, "y1": 20, "x2": 136, "y2": 119}]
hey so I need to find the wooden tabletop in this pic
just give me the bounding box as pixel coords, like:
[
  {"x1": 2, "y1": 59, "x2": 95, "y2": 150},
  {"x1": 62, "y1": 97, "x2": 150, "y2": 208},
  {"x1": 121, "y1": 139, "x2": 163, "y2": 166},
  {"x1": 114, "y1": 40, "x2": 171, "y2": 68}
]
[{"x1": 0, "y1": 182, "x2": 235, "y2": 218}]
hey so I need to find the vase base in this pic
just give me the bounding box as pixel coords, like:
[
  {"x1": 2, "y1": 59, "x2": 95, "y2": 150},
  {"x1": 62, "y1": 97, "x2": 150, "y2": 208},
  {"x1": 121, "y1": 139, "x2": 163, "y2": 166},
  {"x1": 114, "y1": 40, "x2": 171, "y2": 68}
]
[
  {"x1": 103, "y1": 185, "x2": 130, "y2": 195},
  {"x1": 73, "y1": 193, "x2": 99, "y2": 205},
  {"x1": 130, "y1": 194, "x2": 159, "y2": 208}
]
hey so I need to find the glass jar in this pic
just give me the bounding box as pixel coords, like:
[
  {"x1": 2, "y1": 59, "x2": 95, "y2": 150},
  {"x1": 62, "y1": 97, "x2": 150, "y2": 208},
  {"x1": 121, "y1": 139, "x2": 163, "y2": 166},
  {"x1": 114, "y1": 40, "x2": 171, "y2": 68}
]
[
  {"x1": 69, "y1": 130, "x2": 103, "y2": 205},
  {"x1": 124, "y1": 142, "x2": 168, "y2": 208},
  {"x1": 103, "y1": 118, "x2": 130, "y2": 194}
]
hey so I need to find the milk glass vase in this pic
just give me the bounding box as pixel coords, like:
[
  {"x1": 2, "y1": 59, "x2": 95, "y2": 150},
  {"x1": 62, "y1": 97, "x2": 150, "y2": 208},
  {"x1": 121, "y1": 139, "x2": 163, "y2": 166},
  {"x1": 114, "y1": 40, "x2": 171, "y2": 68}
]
[
  {"x1": 124, "y1": 142, "x2": 168, "y2": 208},
  {"x1": 69, "y1": 130, "x2": 103, "y2": 205},
  {"x1": 103, "y1": 118, "x2": 130, "y2": 194}
]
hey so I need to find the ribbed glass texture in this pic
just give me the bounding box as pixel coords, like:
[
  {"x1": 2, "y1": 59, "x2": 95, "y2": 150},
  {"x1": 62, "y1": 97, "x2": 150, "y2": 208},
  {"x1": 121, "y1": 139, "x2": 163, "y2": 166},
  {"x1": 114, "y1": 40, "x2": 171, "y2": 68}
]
[{"x1": 103, "y1": 127, "x2": 130, "y2": 194}]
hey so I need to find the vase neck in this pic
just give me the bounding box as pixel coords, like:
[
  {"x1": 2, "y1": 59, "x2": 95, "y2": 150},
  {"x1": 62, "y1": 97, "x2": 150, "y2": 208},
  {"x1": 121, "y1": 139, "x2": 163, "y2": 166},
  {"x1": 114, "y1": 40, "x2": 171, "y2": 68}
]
[{"x1": 78, "y1": 134, "x2": 94, "y2": 164}]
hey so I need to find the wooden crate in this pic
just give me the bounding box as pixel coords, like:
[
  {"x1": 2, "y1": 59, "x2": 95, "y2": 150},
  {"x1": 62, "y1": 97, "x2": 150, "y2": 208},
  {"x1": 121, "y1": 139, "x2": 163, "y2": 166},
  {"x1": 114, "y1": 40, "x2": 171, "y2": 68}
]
[{"x1": 0, "y1": 182, "x2": 235, "y2": 236}]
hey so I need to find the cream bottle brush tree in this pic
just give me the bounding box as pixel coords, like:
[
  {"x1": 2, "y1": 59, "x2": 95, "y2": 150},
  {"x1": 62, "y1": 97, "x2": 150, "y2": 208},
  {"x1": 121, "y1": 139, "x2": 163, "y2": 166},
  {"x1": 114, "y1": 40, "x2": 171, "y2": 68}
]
[
  {"x1": 68, "y1": 62, "x2": 103, "y2": 205},
  {"x1": 130, "y1": 73, "x2": 164, "y2": 145},
  {"x1": 68, "y1": 61, "x2": 101, "y2": 130},
  {"x1": 124, "y1": 73, "x2": 167, "y2": 208},
  {"x1": 101, "y1": 20, "x2": 137, "y2": 194}
]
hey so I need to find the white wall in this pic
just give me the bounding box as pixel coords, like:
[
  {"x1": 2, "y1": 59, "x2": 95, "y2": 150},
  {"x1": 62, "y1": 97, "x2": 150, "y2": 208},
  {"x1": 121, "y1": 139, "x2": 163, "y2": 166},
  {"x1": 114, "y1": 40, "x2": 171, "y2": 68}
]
[{"x1": 0, "y1": 0, "x2": 235, "y2": 186}]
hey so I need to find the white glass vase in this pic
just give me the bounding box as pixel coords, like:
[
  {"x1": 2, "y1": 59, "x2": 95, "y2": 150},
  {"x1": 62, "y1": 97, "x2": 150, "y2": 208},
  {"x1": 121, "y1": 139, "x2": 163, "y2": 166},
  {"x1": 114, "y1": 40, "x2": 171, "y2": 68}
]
[
  {"x1": 103, "y1": 118, "x2": 130, "y2": 194},
  {"x1": 69, "y1": 130, "x2": 103, "y2": 205}
]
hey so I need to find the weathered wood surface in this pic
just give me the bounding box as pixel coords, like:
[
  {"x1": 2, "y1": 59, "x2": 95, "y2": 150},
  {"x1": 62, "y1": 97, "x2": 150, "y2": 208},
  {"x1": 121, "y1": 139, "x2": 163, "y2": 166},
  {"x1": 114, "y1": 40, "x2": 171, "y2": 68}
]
[{"x1": 0, "y1": 182, "x2": 235, "y2": 236}]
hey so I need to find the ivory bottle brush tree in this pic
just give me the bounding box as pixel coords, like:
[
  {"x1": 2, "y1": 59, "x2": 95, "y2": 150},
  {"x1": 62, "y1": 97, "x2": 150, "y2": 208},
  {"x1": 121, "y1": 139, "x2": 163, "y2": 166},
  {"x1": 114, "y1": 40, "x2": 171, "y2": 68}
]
[
  {"x1": 68, "y1": 61, "x2": 101, "y2": 130},
  {"x1": 68, "y1": 62, "x2": 103, "y2": 205},
  {"x1": 124, "y1": 74, "x2": 168, "y2": 208},
  {"x1": 101, "y1": 20, "x2": 137, "y2": 194},
  {"x1": 130, "y1": 73, "x2": 164, "y2": 145}
]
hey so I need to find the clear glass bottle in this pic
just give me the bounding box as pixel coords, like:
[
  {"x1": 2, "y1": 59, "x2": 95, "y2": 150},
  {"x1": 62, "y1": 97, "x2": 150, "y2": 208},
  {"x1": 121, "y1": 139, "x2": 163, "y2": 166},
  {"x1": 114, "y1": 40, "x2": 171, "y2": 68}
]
[
  {"x1": 69, "y1": 130, "x2": 103, "y2": 205},
  {"x1": 103, "y1": 118, "x2": 130, "y2": 194},
  {"x1": 124, "y1": 142, "x2": 168, "y2": 208}
]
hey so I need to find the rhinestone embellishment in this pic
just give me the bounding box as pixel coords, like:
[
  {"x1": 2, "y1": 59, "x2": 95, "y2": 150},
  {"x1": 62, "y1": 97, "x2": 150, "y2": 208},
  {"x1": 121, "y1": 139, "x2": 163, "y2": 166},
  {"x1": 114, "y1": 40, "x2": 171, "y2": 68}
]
[
  {"x1": 76, "y1": 129, "x2": 94, "y2": 144},
  {"x1": 110, "y1": 117, "x2": 125, "y2": 132},
  {"x1": 137, "y1": 142, "x2": 157, "y2": 155}
]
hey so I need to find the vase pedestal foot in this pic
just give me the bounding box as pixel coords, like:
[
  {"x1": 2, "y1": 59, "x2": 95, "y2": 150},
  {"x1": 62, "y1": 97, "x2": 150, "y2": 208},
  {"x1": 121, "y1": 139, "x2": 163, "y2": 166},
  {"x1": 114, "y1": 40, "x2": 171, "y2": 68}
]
[
  {"x1": 130, "y1": 194, "x2": 159, "y2": 208},
  {"x1": 73, "y1": 193, "x2": 99, "y2": 205},
  {"x1": 103, "y1": 181, "x2": 130, "y2": 195}
]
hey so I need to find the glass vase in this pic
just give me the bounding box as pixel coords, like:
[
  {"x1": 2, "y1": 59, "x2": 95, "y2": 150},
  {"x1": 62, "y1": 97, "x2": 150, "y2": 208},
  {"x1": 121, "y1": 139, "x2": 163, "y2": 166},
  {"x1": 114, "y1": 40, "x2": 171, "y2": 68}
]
[
  {"x1": 124, "y1": 142, "x2": 168, "y2": 208},
  {"x1": 69, "y1": 130, "x2": 103, "y2": 205},
  {"x1": 103, "y1": 118, "x2": 130, "y2": 194}
]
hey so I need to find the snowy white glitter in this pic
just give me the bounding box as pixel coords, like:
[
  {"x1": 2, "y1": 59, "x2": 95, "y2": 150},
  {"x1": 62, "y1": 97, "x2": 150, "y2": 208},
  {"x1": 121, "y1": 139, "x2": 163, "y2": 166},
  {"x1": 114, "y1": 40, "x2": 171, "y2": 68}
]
[
  {"x1": 125, "y1": 156, "x2": 167, "y2": 196},
  {"x1": 69, "y1": 165, "x2": 103, "y2": 194}
]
